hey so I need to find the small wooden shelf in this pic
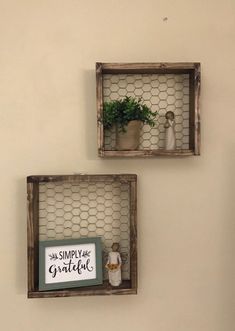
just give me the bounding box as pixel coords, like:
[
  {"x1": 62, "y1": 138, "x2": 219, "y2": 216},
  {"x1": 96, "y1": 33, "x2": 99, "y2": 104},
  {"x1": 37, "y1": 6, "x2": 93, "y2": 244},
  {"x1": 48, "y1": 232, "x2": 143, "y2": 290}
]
[
  {"x1": 27, "y1": 174, "x2": 137, "y2": 298},
  {"x1": 96, "y1": 62, "x2": 201, "y2": 157}
]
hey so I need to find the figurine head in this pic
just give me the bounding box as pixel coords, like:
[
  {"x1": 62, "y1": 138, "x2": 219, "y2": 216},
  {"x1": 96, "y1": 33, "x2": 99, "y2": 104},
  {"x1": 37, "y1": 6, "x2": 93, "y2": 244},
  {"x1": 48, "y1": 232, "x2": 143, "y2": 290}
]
[
  {"x1": 165, "y1": 111, "x2": 175, "y2": 121},
  {"x1": 112, "y1": 243, "x2": 119, "y2": 252}
]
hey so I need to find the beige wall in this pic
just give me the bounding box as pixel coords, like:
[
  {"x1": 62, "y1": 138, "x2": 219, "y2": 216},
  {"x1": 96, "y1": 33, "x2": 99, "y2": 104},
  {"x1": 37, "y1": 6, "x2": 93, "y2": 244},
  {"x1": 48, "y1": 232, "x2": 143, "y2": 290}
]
[{"x1": 0, "y1": 0, "x2": 235, "y2": 330}]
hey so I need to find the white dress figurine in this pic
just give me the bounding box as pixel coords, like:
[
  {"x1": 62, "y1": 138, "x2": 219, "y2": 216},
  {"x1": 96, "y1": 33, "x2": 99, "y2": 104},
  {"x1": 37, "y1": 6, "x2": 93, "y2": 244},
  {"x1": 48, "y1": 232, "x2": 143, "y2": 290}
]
[
  {"x1": 164, "y1": 111, "x2": 176, "y2": 150},
  {"x1": 105, "y1": 243, "x2": 122, "y2": 287}
]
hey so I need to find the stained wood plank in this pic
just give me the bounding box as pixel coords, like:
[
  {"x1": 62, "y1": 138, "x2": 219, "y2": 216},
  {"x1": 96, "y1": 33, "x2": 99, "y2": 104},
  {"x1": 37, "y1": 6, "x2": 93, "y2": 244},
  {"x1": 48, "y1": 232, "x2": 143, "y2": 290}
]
[
  {"x1": 189, "y1": 63, "x2": 201, "y2": 155},
  {"x1": 27, "y1": 174, "x2": 137, "y2": 183},
  {"x1": 130, "y1": 180, "x2": 137, "y2": 293},
  {"x1": 99, "y1": 62, "x2": 199, "y2": 74},
  {"x1": 28, "y1": 281, "x2": 136, "y2": 298},
  {"x1": 194, "y1": 63, "x2": 201, "y2": 155},
  {"x1": 27, "y1": 181, "x2": 39, "y2": 293},
  {"x1": 189, "y1": 71, "x2": 195, "y2": 151},
  {"x1": 101, "y1": 150, "x2": 194, "y2": 157},
  {"x1": 96, "y1": 63, "x2": 104, "y2": 153}
]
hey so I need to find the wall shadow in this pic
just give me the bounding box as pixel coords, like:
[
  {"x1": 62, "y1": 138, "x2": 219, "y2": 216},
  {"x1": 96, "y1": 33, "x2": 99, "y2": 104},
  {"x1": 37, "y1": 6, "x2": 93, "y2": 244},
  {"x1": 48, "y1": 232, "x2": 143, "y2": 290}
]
[{"x1": 83, "y1": 69, "x2": 99, "y2": 161}]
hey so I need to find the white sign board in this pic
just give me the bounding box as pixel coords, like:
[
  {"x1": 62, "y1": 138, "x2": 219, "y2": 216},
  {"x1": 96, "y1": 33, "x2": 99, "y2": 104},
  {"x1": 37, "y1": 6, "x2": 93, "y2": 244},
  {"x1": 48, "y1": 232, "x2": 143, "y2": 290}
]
[{"x1": 39, "y1": 238, "x2": 103, "y2": 291}]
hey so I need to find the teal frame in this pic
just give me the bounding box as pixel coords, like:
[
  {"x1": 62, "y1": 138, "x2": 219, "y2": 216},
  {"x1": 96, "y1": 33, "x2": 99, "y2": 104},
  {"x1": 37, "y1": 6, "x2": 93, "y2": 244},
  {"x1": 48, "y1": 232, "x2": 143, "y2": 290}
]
[{"x1": 39, "y1": 237, "x2": 103, "y2": 291}]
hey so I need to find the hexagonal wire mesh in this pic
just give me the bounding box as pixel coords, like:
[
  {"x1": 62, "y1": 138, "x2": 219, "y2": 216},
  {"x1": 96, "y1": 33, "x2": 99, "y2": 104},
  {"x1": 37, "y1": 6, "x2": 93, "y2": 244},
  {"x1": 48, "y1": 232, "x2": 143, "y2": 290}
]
[
  {"x1": 103, "y1": 73, "x2": 190, "y2": 150},
  {"x1": 39, "y1": 181, "x2": 130, "y2": 280}
]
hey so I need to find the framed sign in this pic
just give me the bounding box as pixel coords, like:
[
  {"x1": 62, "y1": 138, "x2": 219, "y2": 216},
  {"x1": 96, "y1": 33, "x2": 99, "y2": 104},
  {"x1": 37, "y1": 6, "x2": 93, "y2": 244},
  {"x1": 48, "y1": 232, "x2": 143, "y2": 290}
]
[{"x1": 39, "y1": 237, "x2": 103, "y2": 291}]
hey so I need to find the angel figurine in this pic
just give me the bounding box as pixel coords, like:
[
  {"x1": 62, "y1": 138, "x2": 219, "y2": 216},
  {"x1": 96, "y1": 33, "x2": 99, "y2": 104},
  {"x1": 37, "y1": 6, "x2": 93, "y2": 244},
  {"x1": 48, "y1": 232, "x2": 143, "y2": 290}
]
[
  {"x1": 164, "y1": 111, "x2": 176, "y2": 150},
  {"x1": 105, "y1": 243, "x2": 122, "y2": 287}
]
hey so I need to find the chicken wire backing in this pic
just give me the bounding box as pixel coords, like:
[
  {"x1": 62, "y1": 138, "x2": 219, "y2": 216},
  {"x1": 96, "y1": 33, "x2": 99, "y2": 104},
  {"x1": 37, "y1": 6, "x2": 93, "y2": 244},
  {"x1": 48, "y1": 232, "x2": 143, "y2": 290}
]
[
  {"x1": 103, "y1": 73, "x2": 190, "y2": 150},
  {"x1": 38, "y1": 181, "x2": 130, "y2": 280}
]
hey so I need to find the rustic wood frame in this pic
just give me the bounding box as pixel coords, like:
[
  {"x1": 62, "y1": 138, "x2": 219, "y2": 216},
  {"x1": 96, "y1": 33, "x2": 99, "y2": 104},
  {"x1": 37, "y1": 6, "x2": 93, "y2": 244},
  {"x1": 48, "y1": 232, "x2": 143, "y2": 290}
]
[
  {"x1": 27, "y1": 174, "x2": 137, "y2": 298},
  {"x1": 96, "y1": 62, "x2": 201, "y2": 157}
]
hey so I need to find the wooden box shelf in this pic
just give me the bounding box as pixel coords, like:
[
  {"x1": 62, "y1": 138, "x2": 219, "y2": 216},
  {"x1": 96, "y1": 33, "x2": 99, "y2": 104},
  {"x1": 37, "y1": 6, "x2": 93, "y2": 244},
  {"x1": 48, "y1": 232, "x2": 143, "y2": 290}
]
[
  {"x1": 96, "y1": 62, "x2": 201, "y2": 157},
  {"x1": 27, "y1": 174, "x2": 137, "y2": 298}
]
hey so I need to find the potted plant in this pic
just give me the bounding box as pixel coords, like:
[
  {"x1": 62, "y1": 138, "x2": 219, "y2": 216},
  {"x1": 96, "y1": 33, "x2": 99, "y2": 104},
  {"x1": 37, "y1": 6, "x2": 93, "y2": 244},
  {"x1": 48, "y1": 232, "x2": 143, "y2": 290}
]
[{"x1": 103, "y1": 96, "x2": 157, "y2": 150}]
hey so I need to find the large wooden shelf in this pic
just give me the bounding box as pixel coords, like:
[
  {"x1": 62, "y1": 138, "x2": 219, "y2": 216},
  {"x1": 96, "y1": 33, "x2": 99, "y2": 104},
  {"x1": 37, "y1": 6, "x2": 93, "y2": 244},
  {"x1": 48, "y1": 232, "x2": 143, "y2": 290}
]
[{"x1": 27, "y1": 174, "x2": 137, "y2": 298}]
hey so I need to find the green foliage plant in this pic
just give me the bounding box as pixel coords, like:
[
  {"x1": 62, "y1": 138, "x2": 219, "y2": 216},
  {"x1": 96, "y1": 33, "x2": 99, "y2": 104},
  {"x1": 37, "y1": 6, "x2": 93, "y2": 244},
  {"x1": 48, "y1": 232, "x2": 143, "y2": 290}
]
[{"x1": 103, "y1": 96, "x2": 157, "y2": 132}]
